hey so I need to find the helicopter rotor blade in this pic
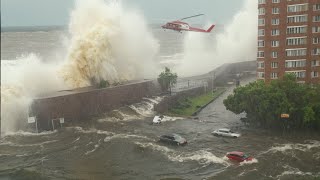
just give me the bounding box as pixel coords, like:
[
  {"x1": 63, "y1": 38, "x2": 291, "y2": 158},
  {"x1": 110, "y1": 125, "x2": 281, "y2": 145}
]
[{"x1": 180, "y1": 14, "x2": 204, "y2": 21}]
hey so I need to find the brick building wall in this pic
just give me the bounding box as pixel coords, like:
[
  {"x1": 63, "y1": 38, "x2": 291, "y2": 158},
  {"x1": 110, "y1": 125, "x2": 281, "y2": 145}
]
[{"x1": 257, "y1": 0, "x2": 320, "y2": 84}]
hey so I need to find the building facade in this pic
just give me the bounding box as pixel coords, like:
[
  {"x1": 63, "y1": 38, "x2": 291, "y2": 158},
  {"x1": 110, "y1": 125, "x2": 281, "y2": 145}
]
[{"x1": 257, "y1": 0, "x2": 320, "y2": 84}]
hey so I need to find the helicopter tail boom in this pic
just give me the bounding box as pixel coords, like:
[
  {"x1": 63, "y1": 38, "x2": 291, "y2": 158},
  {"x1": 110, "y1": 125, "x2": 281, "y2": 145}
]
[{"x1": 206, "y1": 25, "x2": 215, "y2": 32}]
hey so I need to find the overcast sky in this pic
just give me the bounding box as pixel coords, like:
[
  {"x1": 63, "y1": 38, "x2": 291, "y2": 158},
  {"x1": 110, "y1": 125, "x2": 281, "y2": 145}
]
[{"x1": 1, "y1": 0, "x2": 244, "y2": 27}]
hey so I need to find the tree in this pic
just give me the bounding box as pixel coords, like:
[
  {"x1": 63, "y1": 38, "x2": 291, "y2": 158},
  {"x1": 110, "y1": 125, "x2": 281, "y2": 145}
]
[
  {"x1": 157, "y1": 67, "x2": 178, "y2": 94},
  {"x1": 223, "y1": 73, "x2": 320, "y2": 130}
]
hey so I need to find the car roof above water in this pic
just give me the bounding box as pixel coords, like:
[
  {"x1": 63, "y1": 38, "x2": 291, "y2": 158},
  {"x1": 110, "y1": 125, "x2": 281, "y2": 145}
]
[
  {"x1": 218, "y1": 128, "x2": 231, "y2": 131},
  {"x1": 161, "y1": 133, "x2": 181, "y2": 138},
  {"x1": 227, "y1": 151, "x2": 244, "y2": 156}
]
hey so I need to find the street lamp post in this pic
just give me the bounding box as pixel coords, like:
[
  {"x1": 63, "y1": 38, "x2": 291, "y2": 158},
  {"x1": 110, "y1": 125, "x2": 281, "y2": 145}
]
[{"x1": 212, "y1": 72, "x2": 215, "y2": 96}]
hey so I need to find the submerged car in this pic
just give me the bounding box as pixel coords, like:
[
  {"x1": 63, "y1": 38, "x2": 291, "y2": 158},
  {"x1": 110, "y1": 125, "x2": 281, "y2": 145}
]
[
  {"x1": 159, "y1": 133, "x2": 187, "y2": 146},
  {"x1": 212, "y1": 128, "x2": 241, "y2": 138},
  {"x1": 226, "y1": 151, "x2": 253, "y2": 162}
]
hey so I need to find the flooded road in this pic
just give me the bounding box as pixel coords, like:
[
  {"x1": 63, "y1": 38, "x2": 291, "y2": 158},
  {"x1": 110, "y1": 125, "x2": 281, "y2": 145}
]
[{"x1": 1, "y1": 86, "x2": 320, "y2": 180}]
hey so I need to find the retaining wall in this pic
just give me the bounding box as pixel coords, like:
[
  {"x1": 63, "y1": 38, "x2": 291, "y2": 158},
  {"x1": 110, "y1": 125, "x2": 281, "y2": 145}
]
[
  {"x1": 30, "y1": 80, "x2": 161, "y2": 131},
  {"x1": 28, "y1": 61, "x2": 256, "y2": 132},
  {"x1": 153, "y1": 86, "x2": 206, "y2": 114}
]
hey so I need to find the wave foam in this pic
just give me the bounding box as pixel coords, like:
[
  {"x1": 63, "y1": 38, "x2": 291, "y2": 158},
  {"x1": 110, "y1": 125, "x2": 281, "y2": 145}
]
[
  {"x1": 175, "y1": 0, "x2": 258, "y2": 77},
  {"x1": 276, "y1": 165, "x2": 317, "y2": 179},
  {"x1": 1, "y1": 54, "x2": 67, "y2": 135},
  {"x1": 239, "y1": 158, "x2": 258, "y2": 166},
  {"x1": 85, "y1": 139, "x2": 102, "y2": 155},
  {"x1": 135, "y1": 142, "x2": 229, "y2": 166},
  {"x1": 129, "y1": 101, "x2": 155, "y2": 117},
  {"x1": 104, "y1": 133, "x2": 152, "y2": 142},
  {"x1": 3, "y1": 130, "x2": 58, "y2": 137},
  {"x1": 98, "y1": 96, "x2": 163, "y2": 123},
  {"x1": 61, "y1": 0, "x2": 159, "y2": 88},
  {"x1": 263, "y1": 140, "x2": 320, "y2": 154},
  {"x1": 160, "y1": 115, "x2": 184, "y2": 122},
  {"x1": 0, "y1": 140, "x2": 57, "y2": 147}
]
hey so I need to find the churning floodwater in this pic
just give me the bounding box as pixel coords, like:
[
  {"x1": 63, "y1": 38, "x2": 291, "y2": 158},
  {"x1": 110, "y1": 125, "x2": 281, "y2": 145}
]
[
  {"x1": 1, "y1": 0, "x2": 319, "y2": 179},
  {"x1": 0, "y1": 86, "x2": 319, "y2": 179}
]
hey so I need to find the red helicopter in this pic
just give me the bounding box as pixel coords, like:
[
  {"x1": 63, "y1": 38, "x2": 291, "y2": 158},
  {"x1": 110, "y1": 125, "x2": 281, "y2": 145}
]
[{"x1": 161, "y1": 14, "x2": 215, "y2": 33}]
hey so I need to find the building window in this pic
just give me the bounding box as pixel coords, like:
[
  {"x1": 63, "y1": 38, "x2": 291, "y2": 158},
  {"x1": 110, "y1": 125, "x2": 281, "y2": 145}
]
[
  {"x1": 286, "y1": 48, "x2": 307, "y2": 56},
  {"x1": 313, "y1": 15, "x2": 320, "y2": 22},
  {"x1": 285, "y1": 71, "x2": 306, "y2": 78},
  {"x1": 287, "y1": 26, "x2": 307, "y2": 34},
  {"x1": 286, "y1": 37, "x2": 307, "y2": 45},
  {"x1": 272, "y1": 52, "x2": 278, "y2": 58},
  {"x1": 287, "y1": 4, "x2": 308, "y2": 12},
  {"x1": 311, "y1": 60, "x2": 320, "y2": 67},
  {"x1": 271, "y1": 62, "x2": 279, "y2": 68},
  {"x1": 271, "y1": 40, "x2": 280, "y2": 47},
  {"x1": 257, "y1": 51, "x2": 265, "y2": 58},
  {"x1": 313, "y1": 37, "x2": 320, "y2": 44},
  {"x1": 258, "y1": 29, "x2": 265, "y2": 36},
  {"x1": 257, "y1": 61, "x2": 265, "y2": 69},
  {"x1": 258, "y1": 18, "x2": 265, "y2": 26},
  {"x1": 287, "y1": 15, "x2": 308, "y2": 23},
  {"x1": 311, "y1": 71, "x2": 319, "y2": 78},
  {"x1": 258, "y1": 40, "x2": 265, "y2": 47},
  {"x1": 272, "y1": 0, "x2": 280, "y2": 3},
  {"x1": 312, "y1": 48, "x2": 320, "y2": 55},
  {"x1": 272, "y1": 7, "x2": 280, "y2": 14},
  {"x1": 312, "y1": 27, "x2": 320, "y2": 33},
  {"x1": 258, "y1": 0, "x2": 266, "y2": 4},
  {"x1": 271, "y1": 72, "x2": 278, "y2": 79},
  {"x1": 259, "y1": 8, "x2": 265, "y2": 15},
  {"x1": 271, "y1": 29, "x2": 280, "y2": 36},
  {"x1": 272, "y1": 18, "x2": 280, "y2": 25},
  {"x1": 285, "y1": 59, "x2": 306, "y2": 68},
  {"x1": 314, "y1": 4, "x2": 320, "y2": 11},
  {"x1": 257, "y1": 72, "x2": 265, "y2": 78}
]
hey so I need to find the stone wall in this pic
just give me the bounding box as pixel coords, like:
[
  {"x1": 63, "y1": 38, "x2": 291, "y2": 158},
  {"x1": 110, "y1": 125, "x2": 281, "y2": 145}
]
[{"x1": 30, "y1": 80, "x2": 161, "y2": 131}]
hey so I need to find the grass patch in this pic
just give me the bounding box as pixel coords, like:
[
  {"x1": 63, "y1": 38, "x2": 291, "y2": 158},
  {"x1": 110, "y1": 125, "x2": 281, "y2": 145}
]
[{"x1": 168, "y1": 88, "x2": 226, "y2": 116}]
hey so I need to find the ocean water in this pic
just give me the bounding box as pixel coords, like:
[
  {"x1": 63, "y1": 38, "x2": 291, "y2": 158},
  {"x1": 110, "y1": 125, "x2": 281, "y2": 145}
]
[{"x1": 1, "y1": 26, "x2": 185, "y2": 62}]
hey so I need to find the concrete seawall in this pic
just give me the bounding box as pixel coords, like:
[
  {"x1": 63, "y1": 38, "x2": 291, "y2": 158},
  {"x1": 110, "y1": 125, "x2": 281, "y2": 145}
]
[
  {"x1": 28, "y1": 61, "x2": 256, "y2": 132},
  {"x1": 30, "y1": 80, "x2": 161, "y2": 131}
]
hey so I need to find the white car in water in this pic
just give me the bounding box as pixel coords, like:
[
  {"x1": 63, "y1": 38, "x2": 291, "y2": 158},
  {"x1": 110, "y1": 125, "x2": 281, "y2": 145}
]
[
  {"x1": 212, "y1": 128, "x2": 241, "y2": 138},
  {"x1": 152, "y1": 115, "x2": 163, "y2": 124}
]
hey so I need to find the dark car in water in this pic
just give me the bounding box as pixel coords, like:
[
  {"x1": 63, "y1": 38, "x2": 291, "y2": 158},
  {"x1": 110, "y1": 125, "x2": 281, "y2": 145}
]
[{"x1": 159, "y1": 134, "x2": 187, "y2": 146}]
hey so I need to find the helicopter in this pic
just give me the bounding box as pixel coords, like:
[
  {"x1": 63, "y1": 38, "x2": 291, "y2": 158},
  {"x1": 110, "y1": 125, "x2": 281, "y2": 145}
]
[{"x1": 161, "y1": 14, "x2": 215, "y2": 33}]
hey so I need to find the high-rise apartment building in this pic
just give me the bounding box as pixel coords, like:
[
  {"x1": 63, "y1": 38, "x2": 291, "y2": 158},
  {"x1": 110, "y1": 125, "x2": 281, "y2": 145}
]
[{"x1": 257, "y1": 0, "x2": 320, "y2": 84}]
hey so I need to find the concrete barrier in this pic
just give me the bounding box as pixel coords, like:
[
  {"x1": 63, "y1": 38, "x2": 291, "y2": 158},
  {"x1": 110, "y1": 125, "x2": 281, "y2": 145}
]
[{"x1": 30, "y1": 80, "x2": 161, "y2": 131}]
